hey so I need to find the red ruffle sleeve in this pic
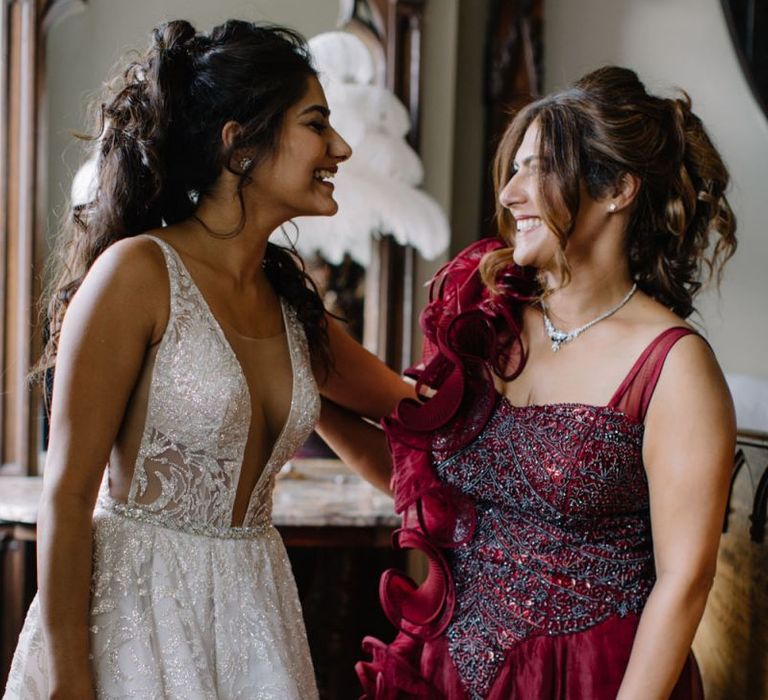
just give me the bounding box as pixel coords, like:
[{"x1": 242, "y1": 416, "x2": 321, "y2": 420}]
[{"x1": 356, "y1": 238, "x2": 535, "y2": 698}]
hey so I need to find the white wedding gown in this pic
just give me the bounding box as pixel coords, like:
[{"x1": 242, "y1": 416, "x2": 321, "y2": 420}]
[{"x1": 4, "y1": 236, "x2": 320, "y2": 699}]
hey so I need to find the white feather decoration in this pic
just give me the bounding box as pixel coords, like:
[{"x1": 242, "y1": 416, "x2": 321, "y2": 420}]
[
  {"x1": 274, "y1": 31, "x2": 450, "y2": 265},
  {"x1": 67, "y1": 31, "x2": 451, "y2": 268},
  {"x1": 309, "y1": 31, "x2": 375, "y2": 85},
  {"x1": 289, "y1": 165, "x2": 449, "y2": 265},
  {"x1": 71, "y1": 156, "x2": 98, "y2": 207},
  {"x1": 352, "y1": 131, "x2": 423, "y2": 185}
]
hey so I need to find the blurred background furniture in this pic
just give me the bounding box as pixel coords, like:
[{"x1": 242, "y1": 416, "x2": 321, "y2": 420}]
[{"x1": 692, "y1": 376, "x2": 768, "y2": 700}]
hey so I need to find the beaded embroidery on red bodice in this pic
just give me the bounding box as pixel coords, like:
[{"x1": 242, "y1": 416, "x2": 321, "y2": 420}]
[
  {"x1": 428, "y1": 326, "x2": 696, "y2": 699},
  {"x1": 433, "y1": 399, "x2": 651, "y2": 698}
]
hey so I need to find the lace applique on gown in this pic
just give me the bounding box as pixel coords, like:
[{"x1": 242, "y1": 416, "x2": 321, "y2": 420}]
[{"x1": 4, "y1": 235, "x2": 320, "y2": 700}]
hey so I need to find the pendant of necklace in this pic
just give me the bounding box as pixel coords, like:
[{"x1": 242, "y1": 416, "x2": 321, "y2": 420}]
[{"x1": 541, "y1": 283, "x2": 638, "y2": 352}]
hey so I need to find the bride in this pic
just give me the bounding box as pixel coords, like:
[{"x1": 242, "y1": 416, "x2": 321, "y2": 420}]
[{"x1": 4, "y1": 19, "x2": 409, "y2": 700}]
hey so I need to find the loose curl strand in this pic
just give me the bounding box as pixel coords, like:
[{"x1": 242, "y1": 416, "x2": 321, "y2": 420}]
[
  {"x1": 481, "y1": 66, "x2": 736, "y2": 318},
  {"x1": 37, "y1": 19, "x2": 333, "y2": 382}
]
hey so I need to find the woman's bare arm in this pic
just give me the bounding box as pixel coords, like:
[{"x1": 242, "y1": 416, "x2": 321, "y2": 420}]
[
  {"x1": 315, "y1": 397, "x2": 393, "y2": 493},
  {"x1": 616, "y1": 335, "x2": 735, "y2": 700},
  {"x1": 318, "y1": 318, "x2": 416, "y2": 421},
  {"x1": 38, "y1": 238, "x2": 166, "y2": 698},
  {"x1": 312, "y1": 318, "x2": 415, "y2": 488}
]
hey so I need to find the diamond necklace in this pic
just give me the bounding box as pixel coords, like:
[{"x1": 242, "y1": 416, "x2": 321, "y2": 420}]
[{"x1": 541, "y1": 283, "x2": 638, "y2": 352}]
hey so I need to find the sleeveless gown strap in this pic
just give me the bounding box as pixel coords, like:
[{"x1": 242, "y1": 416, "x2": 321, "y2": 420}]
[{"x1": 609, "y1": 326, "x2": 699, "y2": 423}]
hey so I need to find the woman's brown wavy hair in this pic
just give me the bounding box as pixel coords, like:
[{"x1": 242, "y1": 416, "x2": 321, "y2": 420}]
[
  {"x1": 37, "y1": 19, "x2": 332, "y2": 382},
  {"x1": 481, "y1": 66, "x2": 736, "y2": 318}
]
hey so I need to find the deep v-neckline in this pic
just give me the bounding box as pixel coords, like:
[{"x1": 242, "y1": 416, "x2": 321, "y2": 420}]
[{"x1": 150, "y1": 236, "x2": 299, "y2": 525}]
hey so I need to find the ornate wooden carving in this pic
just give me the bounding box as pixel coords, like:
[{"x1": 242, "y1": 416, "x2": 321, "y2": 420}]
[
  {"x1": 0, "y1": 0, "x2": 84, "y2": 478},
  {"x1": 480, "y1": 0, "x2": 543, "y2": 237},
  {"x1": 364, "y1": 0, "x2": 423, "y2": 372}
]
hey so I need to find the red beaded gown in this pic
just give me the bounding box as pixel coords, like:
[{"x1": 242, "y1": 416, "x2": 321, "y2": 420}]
[{"x1": 356, "y1": 239, "x2": 705, "y2": 699}]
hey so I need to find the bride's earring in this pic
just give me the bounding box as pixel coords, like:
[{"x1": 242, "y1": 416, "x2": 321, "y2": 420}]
[{"x1": 239, "y1": 157, "x2": 253, "y2": 171}]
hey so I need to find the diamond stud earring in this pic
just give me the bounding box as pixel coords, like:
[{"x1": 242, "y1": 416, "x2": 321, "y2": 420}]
[
  {"x1": 608, "y1": 202, "x2": 617, "y2": 213},
  {"x1": 239, "y1": 157, "x2": 253, "y2": 171}
]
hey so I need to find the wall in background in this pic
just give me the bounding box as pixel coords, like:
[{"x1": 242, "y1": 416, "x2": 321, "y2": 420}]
[
  {"x1": 449, "y1": 0, "x2": 491, "y2": 255},
  {"x1": 546, "y1": 0, "x2": 768, "y2": 378},
  {"x1": 410, "y1": 0, "x2": 460, "y2": 339}
]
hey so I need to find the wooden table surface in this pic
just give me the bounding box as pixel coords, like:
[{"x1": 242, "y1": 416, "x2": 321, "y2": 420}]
[{"x1": 0, "y1": 458, "x2": 399, "y2": 530}]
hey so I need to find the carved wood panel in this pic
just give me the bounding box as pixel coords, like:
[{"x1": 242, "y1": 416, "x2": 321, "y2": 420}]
[
  {"x1": 0, "y1": 0, "x2": 84, "y2": 477},
  {"x1": 480, "y1": 0, "x2": 543, "y2": 237}
]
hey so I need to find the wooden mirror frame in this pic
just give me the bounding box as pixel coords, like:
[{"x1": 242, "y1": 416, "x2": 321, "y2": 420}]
[
  {"x1": 0, "y1": 0, "x2": 87, "y2": 478},
  {"x1": 0, "y1": 0, "x2": 425, "y2": 476}
]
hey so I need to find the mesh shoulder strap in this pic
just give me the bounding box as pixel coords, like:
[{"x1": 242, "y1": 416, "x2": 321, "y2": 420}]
[{"x1": 609, "y1": 327, "x2": 698, "y2": 423}]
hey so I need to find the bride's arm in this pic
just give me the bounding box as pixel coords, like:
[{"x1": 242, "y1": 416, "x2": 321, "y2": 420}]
[
  {"x1": 313, "y1": 318, "x2": 416, "y2": 490},
  {"x1": 316, "y1": 397, "x2": 392, "y2": 493},
  {"x1": 38, "y1": 239, "x2": 165, "y2": 699},
  {"x1": 318, "y1": 317, "x2": 416, "y2": 420}
]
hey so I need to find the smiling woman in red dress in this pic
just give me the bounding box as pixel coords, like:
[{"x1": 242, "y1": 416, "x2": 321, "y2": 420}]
[{"x1": 320, "y1": 65, "x2": 738, "y2": 699}]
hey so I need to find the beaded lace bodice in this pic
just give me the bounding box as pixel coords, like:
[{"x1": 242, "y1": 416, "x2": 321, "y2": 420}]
[
  {"x1": 99, "y1": 235, "x2": 320, "y2": 535},
  {"x1": 433, "y1": 398, "x2": 654, "y2": 699}
]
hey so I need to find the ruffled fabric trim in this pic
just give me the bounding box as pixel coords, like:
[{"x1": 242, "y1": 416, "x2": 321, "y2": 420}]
[{"x1": 357, "y1": 238, "x2": 535, "y2": 698}]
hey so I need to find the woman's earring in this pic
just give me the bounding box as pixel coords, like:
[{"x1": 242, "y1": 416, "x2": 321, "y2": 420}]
[
  {"x1": 608, "y1": 202, "x2": 617, "y2": 213},
  {"x1": 239, "y1": 157, "x2": 253, "y2": 171}
]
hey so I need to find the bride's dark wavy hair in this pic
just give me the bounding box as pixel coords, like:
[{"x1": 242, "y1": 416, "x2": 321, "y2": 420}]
[
  {"x1": 37, "y1": 19, "x2": 332, "y2": 377},
  {"x1": 482, "y1": 65, "x2": 737, "y2": 318}
]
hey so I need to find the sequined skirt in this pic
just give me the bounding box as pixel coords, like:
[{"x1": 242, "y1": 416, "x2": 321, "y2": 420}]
[{"x1": 4, "y1": 509, "x2": 318, "y2": 699}]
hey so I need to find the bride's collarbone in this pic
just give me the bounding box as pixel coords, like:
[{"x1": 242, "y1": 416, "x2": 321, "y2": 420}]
[
  {"x1": 205, "y1": 287, "x2": 285, "y2": 340},
  {"x1": 175, "y1": 251, "x2": 284, "y2": 338}
]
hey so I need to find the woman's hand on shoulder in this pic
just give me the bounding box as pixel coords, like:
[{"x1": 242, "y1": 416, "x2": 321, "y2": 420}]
[
  {"x1": 316, "y1": 316, "x2": 416, "y2": 422},
  {"x1": 643, "y1": 333, "x2": 735, "y2": 588},
  {"x1": 44, "y1": 236, "x2": 169, "y2": 504}
]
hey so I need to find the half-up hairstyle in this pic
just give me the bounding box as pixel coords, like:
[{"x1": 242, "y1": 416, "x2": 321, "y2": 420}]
[
  {"x1": 482, "y1": 66, "x2": 736, "y2": 318},
  {"x1": 39, "y1": 19, "x2": 332, "y2": 377}
]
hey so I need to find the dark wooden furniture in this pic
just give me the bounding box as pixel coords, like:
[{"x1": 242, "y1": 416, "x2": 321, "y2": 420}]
[
  {"x1": 693, "y1": 430, "x2": 768, "y2": 699},
  {"x1": 0, "y1": 520, "x2": 36, "y2": 689}
]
